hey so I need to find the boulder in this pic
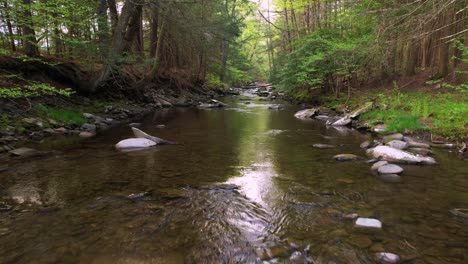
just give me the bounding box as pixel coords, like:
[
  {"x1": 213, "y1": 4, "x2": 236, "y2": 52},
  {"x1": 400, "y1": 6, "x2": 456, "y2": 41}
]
[
  {"x1": 376, "y1": 174, "x2": 403, "y2": 183},
  {"x1": 334, "y1": 154, "x2": 360, "y2": 161},
  {"x1": 367, "y1": 146, "x2": 436, "y2": 165},
  {"x1": 132, "y1": 127, "x2": 175, "y2": 145},
  {"x1": 383, "y1": 133, "x2": 404, "y2": 143},
  {"x1": 386, "y1": 140, "x2": 408, "y2": 150},
  {"x1": 315, "y1": 115, "x2": 329, "y2": 121},
  {"x1": 128, "y1": 123, "x2": 142, "y2": 127},
  {"x1": 332, "y1": 116, "x2": 352, "y2": 126},
  {"x1": 294, "y1": 108, "x2": 319, "y2": 119},
  {"x1": 355, "y1": 218, "x2": 382, "y2": 229},
  {"x1": 115, "y1": 138, "x2": 157, "y2": 150},
  {"x1": 350, "y1": 102, "x2": 373, "y2": 118},
  {"x1": 377, "y1": 164, "x2": 403, "y2": 174},
  {"x1": 371, "y1": 161, "x2": 388, "y2": 171}
]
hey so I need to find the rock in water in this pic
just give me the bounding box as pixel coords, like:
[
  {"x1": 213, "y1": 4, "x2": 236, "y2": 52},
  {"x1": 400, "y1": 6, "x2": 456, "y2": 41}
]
[
  {"x1": 332, "y1": 116, "x2": 352, "y2": 126},
  {"x1": 334, "y1": 154, "x2": 360, "y2": 161},
  {"x1": 375, "y1": 252, "x2": 400, "y2": 263},
  {"x1": 371, "y1": 161, "x2": 388, "y2": 171},
  {"x1": 294, "y1": 108, "x2": 319, "y2": 119},
  {"x1": 355, "y1": 218, "x2": 382, "y2": 229},
  {"x1": 115, "y1": 138, "x2": 157, "y2": 150},
  {"x1": 386, "y1": 140, "x2": 408, "y2": 150},
  {"x1": 367, "y1": 146, "x2": 436, "y2": 165},
  {"x1": 377, "y1": 164, "x2": 404, "y2": 174},
  {"x1": 132, "y1": 127, "x2": 175, "y2": 145},
  {"x1": 312, "y1": 144, "x2": 337, "y2": 149},
  {"x1": 9, "y1": 147, "x2": 42, "y2": 157}
]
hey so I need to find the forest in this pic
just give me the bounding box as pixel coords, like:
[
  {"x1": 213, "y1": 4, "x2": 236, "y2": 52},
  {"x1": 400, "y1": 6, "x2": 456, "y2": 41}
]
[{"x1": 0, "y1": 0, "x2": 467, "y2": 138}]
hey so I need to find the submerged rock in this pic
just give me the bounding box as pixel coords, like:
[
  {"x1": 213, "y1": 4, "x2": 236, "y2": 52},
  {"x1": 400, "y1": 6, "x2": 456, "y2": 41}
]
[
  {"x1": 334, "y1": 154, "x2": 360, "y2": 161},
  {"x1": 375, "y1": 252, "x2": 400, "y2": 263},
  {"x1": 377, "y1": 164, "x2": 404, "y2": 174},
  {"x1": 294, "y1": 108, "x2": 319, "y2": 119},
  {"x1": 268, "y1": 104, "x2": 282, "y2": 110},
  {"x1": 115, "y1": 138, "x2": 157, "y2": 150},
  {"x1": 376, "y1": 174, "x2": 403, "y2": 183},
  {"x1": 312, "y1": 144, "x2": 337, "y2": 149},
  {"x1": 367, "y1": 146, "x2": 436, "y2": 165}
]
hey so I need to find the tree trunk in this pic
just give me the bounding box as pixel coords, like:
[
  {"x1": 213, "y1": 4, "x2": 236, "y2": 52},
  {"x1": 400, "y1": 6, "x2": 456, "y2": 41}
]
[
  {"x1": 2, "y1": 0, "x2": 16, "y2": 52},
  {"x1": 22, "y1": 0, "x2": 39, "y2": 57}
]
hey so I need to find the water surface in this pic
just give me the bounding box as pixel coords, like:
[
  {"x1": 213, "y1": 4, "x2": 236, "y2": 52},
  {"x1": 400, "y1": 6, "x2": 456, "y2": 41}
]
[{"x1": 1, "y1": 92, "x2": 467, "y2": 263}]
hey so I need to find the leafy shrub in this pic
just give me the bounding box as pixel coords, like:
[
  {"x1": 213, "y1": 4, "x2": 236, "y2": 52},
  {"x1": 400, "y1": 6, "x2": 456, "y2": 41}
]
[{"x1": 0, "y1": 83, "x2": 74, "y2": 98}]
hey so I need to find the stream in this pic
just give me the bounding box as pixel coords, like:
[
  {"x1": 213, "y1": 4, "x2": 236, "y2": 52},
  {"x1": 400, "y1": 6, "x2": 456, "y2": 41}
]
[{"x1": 0, "y1": 90, "x2": 467, "y2": 263}]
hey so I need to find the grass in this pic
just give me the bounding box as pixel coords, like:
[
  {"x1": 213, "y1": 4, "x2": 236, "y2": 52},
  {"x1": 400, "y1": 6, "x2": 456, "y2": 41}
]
[
  {"x1": 34, "y1": 104, "x2": 86, "y2": 126},
  {"x1": 321, "y1": 89, "x2": 467, "y2": 140},
  {"x1": 362, "y1": 91, "x2": 467, "y2": 140}
]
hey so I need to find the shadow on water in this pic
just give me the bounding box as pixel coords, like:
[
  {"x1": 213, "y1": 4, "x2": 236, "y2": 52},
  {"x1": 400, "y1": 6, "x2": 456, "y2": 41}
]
[{"x1": 0, "y1": 92, "x2": 467, "y2": 263}]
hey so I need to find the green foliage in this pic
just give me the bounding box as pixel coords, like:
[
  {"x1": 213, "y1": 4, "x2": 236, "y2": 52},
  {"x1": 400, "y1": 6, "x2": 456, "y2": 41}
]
[
  {"x1": 34, "y1": 104, "x2": 85, "y2": 125},
  {"x1": 0, "y1": 83, "x2": 74, "y2": 98},
  {"x1": 205, "y1": 73, "x2": 227, "y2": 90},
  {"x1": 360, "y1": 91, "x2": 467, "y2": 139},
  {"x1": 0, "y1": 114, "x2": 9, "y2": 129},
  {"x1": 442, "y1": 39, "x2": 467, "y2": 93}
]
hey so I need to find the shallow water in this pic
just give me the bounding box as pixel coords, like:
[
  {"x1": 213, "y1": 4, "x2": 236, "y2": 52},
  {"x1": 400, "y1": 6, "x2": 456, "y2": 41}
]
[{"x1": 1, "y1": 92, "x2": 467, "y2": 263}]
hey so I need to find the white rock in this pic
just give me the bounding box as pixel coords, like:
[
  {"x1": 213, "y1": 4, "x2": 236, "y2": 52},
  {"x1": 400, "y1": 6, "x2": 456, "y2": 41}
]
[
  {"x1": 355, "y1": 218, "x2": 382, "y2": 229},
  {"x1": 332, "y1": 116, "x2": 352, "y2": 126},
  {"x1": 367, "y1": 146, "x2": 436, "y2": 165},
  {"x1": 376, "y1": 252, "x2": 400, "y2": 263},
  {"x1": 294, "y1": 108, "x2": 319, "y2": 119},
  {"x1": 115, "y1": 138, "x2": 157, "y2": 150}
]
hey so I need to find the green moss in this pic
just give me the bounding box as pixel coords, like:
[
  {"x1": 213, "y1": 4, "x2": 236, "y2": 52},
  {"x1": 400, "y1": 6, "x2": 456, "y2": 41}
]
[{"x1": 34, "y1": 104, "x2": 86, "y2": 126}]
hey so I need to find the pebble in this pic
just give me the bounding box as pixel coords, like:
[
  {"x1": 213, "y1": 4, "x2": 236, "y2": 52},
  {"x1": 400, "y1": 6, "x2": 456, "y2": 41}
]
[
  {"x1": 82, "y1": 123, "x2": 97, "y2": 131},
  {"x1": 355, "y1": 218, "x2": 382, "y2": 229},
  {"x1": 343, "y1": 213, "x2": 359, "y2": 220},
  {"x1": 376, "y1": 252, "x2": 400, "y2": 263},
  {"x1": 156, "y1": 124, "x2": 166, "y2": 128},
  {"x1": 377, "y1": 164, "x2": 404, "y2": 174}
]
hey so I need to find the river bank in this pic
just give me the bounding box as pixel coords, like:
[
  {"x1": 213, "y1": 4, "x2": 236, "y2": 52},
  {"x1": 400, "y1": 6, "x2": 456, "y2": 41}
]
[{"x1": 0, "y1": 55, "x2": 224, "y2": 156}]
